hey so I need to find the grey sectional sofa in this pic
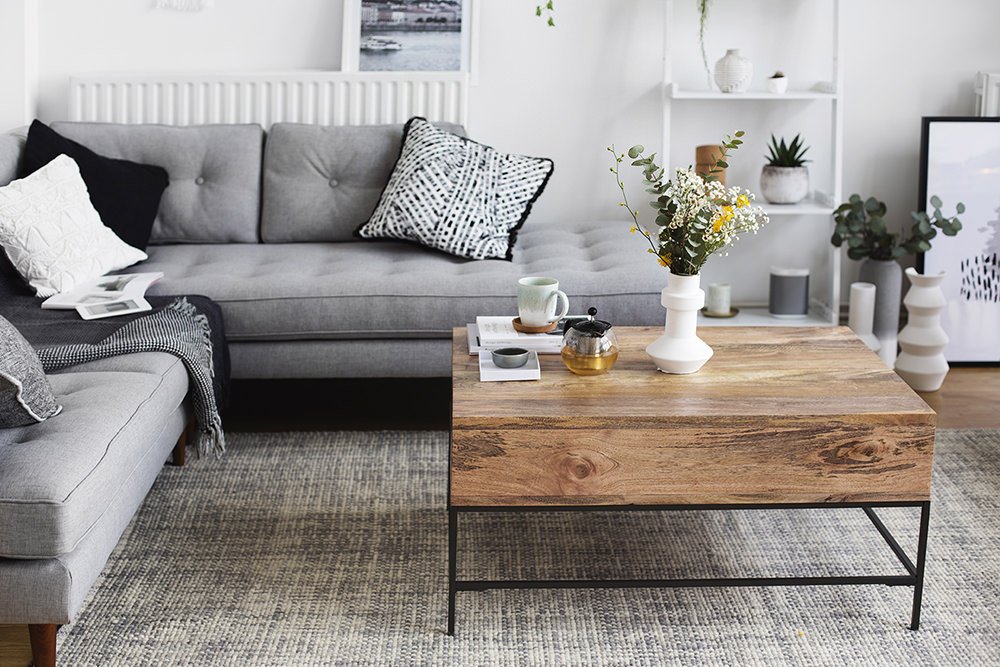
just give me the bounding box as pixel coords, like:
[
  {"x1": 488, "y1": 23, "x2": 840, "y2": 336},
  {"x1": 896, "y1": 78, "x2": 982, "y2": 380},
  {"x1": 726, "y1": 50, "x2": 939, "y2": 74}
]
[
  {"x1": 0, "y1": 120, "x2": 664, "y2": 666},
  {"x1": 37, "y1": 120, "x2": 665, "y2": 378}
]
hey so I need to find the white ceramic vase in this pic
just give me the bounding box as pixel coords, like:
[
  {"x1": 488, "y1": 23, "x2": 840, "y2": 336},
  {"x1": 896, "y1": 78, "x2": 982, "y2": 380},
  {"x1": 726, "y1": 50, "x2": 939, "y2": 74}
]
[
  {"x1": 767, "y1": 76, "x2": 788, "y2": 94},
  {"x1": 895, "y1": 268, "x2": 950, "y2": 392},
  {"x1": 848, "y1": 282, "x2": 881, "y2": 352},
  {"x1": 646, "y1": 273, "x2": 714, "y2": 374},
  {"x1": 714, "y1": 49, "x2": 753, "y2": 93}
]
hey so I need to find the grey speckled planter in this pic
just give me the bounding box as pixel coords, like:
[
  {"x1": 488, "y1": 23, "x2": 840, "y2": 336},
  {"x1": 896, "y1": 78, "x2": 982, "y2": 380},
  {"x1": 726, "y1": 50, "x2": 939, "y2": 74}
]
[
  {"x1": 858, "y1": 258, "x2": 902, "y2": 366},
  {"x1": 760, "y1": 166, "x2": 809, "y2": 204}
]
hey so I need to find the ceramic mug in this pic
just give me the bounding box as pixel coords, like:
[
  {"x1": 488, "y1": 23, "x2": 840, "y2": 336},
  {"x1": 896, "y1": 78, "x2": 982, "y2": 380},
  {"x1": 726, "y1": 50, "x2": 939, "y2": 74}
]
[{"x1": 517, "y1": 277, "x2": 570, "y2": 327}]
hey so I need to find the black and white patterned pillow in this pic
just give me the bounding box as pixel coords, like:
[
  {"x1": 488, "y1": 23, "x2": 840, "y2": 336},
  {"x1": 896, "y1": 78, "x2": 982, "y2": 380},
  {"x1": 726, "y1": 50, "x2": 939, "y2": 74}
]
[
  {"x1": 0, "y1": 315, "x2": 61, "y2": 427},
  {"x1": 356, "y1": 117, "x2": 554, "y2": 260}
]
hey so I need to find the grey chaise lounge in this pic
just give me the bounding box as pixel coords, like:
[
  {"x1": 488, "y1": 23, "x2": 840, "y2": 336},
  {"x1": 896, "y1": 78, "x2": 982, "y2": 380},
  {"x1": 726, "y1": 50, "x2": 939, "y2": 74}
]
[{"x1": 0, "y1": 120, "x2": 664, "y2": 666}]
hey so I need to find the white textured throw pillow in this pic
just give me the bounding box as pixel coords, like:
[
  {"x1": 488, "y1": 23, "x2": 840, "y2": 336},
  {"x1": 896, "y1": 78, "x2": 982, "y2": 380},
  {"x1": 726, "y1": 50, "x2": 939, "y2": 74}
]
[
  {"x1": 0, "y1": 154, "x2": 147, "y2": 297},
  {"x1": 357, "y1": 117, "x2": 554, "y2": 260}
]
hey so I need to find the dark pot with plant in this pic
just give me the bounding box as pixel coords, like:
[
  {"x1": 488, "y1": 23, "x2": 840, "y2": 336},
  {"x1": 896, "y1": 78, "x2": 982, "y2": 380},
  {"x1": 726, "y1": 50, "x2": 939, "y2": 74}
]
[
  {"x1": 831, "y1": 194, "x2": 964, "y2": 364},
  {"x1": 760, "y1": 134, "x2": 809, "y2": 204}
]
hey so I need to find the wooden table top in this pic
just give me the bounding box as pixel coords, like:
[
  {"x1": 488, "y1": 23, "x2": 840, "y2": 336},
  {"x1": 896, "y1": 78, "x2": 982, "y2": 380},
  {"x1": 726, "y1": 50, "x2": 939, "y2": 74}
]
[
  {"x1": 452, "y1": 326, "x2": 933, "y2": 424},
  {"x1": 450, "y1": 327, "x2": 936, "y2": 507}
]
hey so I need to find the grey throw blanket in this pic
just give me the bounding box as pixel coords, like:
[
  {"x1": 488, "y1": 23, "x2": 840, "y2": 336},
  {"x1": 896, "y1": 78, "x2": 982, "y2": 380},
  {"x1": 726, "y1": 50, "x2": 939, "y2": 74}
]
[{"x1": 36, "y1": 298, "x2": 226, "y2": 458}]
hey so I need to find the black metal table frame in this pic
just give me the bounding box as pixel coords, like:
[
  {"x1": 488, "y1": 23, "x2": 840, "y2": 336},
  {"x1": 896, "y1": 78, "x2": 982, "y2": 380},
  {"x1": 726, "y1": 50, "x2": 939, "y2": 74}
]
[{"x1": 446, "y1": 500, "x2": 931, "y2": 636}]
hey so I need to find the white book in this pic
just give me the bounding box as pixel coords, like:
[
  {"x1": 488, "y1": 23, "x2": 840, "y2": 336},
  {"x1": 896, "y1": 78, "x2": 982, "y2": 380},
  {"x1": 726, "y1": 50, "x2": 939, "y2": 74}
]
[
  {"x1": 41, "y1": 272, "x2": 164, "y2": 310},
  {"x1": 478, "y1": 350, "x2": 541, "y2": 382},
  {"x1": 474, "y1": 316, "x2": 565, "y2": 354}
]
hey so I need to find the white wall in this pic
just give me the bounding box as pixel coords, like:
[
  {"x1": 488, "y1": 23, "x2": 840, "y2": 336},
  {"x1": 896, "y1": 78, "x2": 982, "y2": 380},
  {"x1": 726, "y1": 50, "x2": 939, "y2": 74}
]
[
  {"x1": 10, "y1": 0, "x2": 1000, "y2": 291},
  {"x1": 0, "y1": 0, "x2": 37, "y2": 131}
]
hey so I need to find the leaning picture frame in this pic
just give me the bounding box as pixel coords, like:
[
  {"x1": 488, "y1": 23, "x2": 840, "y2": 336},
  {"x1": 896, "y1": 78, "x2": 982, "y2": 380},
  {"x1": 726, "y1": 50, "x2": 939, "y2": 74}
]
[
  {"x1": 918, "y1": 116, "x2": 1000, "y2": 364},
  {"x1": 341, "y1": 0, "x2": 479, "y2": 77}
]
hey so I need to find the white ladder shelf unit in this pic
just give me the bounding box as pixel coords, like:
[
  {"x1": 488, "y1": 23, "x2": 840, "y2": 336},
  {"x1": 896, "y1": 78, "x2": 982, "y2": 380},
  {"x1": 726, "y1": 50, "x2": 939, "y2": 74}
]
[{"x1": 661, "y1": 0, "x2": 844, "y2": 327}]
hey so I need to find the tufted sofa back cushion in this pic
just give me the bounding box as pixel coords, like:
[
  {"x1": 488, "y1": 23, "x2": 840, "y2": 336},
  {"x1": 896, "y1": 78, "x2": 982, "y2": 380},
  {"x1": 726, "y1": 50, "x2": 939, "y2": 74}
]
[
  {"x1": 0, "y1": 131, "x2": 26, "y2": 187},
  {"x1": 260, "y1": 122, "x2": 465, "y2": 243},
  {"x1": 50, "y1": 122, "x2": 263, "y2": 244}
]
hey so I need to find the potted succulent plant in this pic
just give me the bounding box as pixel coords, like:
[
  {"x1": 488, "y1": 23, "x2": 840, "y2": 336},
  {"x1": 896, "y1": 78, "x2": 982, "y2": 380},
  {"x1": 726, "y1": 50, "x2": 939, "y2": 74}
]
[
  {"x1": 831, "y1": 194, "x2": 964, "y2": 365},
  {"x1": 760, "y1": 134, "x2": 809, "y2": 204},
  {"x1": 767, "y1": 71, "x2": 788, "y2": 94}
]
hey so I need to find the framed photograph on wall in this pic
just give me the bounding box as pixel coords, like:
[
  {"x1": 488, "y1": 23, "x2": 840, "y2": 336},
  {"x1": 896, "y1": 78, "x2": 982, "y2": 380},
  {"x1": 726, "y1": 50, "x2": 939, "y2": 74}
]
[
  {"x1": 341, "y1": 0, "x2": 478, "y2": 75},
  {"x1": 918, "y1": 116, "x2": 1000, "y2": 364}
]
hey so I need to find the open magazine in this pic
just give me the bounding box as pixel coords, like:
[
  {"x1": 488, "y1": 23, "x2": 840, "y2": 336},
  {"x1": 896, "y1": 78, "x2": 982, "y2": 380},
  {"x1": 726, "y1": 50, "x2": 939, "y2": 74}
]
[{"x1": 41, "y1": 272, "x2": 163, "y2": 320}]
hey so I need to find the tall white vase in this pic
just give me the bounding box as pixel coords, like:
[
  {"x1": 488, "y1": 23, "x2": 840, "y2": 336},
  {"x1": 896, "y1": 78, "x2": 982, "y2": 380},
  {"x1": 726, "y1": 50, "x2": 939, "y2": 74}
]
[
  {"x1": 848, "y1": 282, "x2": 881, "y2": 353},
  {"x1": 646, "y1": 273, "x2": 714, "y2": 374},
  {"x1": 895, "y1": 268, "x2": 949, "y2": 392}
]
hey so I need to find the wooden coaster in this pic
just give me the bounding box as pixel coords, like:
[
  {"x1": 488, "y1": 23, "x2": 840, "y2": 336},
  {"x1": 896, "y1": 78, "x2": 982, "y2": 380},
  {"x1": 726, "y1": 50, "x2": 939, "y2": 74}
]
[
  {"x1": 700, "y1": 307, "x2": 740, "y2": 319},
  {"x1": 512, "y1": 317, "x2": 559, "y2": 334}
]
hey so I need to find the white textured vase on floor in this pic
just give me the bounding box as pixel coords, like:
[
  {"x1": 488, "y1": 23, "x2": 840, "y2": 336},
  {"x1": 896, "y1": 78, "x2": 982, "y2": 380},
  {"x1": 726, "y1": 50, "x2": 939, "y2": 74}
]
[
  {"x1": 895, "y1": 268, "x2": 950, "y2": 392},
  {"x1": 646, "y1": 273, "x2": 714, "y2": 374}
]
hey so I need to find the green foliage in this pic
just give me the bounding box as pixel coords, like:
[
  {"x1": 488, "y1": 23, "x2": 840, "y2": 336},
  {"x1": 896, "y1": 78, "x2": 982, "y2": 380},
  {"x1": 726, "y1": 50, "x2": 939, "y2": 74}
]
[
  {"x1": 770, "y1": 70, "x2": 785, "y2": 78},
  {"x1": 831, "y1": 194, "x2": 964, "y2": 260},
  {"x1": 535, "y1": 0, "x2": 555, "y2": 27},
  {"x1": 765, "y1": 134, "x2": 810, "y2": 168}
]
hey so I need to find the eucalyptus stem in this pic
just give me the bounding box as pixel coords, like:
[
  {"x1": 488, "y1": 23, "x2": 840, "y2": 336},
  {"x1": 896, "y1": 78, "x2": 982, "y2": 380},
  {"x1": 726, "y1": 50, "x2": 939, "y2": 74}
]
[{"x1": 609, "y1": 146, "x2": 661, "y2": 259}]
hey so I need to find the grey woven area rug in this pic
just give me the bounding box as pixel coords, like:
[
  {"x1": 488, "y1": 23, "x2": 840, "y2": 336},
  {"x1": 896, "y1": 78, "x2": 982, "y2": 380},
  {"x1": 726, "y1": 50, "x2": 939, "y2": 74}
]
[{"x1": 58, "y1": 429, "x2": 1000, "y2": 666}]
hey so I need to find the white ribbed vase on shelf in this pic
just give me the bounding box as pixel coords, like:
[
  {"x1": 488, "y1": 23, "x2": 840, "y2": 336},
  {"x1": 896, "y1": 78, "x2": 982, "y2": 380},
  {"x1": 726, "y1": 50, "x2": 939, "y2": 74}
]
[
  {"x1": 714, "y1": 49, "x2": 753, "y2": 93},
  {"x1": 895, "y1": 268, "x2": 950, "y2": 392},
  {"x1": 645, "y1": 273, "x2": 714, "y2": 374}
]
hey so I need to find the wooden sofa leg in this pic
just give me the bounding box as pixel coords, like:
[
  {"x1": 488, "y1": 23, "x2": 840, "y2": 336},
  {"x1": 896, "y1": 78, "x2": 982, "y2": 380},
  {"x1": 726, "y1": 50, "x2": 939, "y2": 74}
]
[
  {"x1": 28, "y1": 623, "x2": 57, "y2": 667},
  {"x1": 171, "y1": 426, "x2": 188, "y2": 467}
]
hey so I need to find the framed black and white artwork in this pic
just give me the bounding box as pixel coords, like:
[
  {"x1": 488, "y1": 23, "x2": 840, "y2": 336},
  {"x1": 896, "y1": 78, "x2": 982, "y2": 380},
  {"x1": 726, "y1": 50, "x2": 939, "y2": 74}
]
[
  {"x1": 919, "y1": 116, "x2": 1000, "y2": 364},
  {"x1": 341, "y1": 0, "x2": 477, "y2": 74}
]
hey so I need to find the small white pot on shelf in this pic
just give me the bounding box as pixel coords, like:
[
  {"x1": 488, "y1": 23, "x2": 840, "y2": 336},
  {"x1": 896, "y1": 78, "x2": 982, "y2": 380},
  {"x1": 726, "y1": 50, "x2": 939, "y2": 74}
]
[{"x1": 767, "y1": 76, "x2": 788, "y2": 94}]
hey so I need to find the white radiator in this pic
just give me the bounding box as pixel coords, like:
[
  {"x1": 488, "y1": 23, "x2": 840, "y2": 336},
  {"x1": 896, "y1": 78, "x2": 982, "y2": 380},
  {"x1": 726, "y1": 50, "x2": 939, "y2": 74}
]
[{"x1": 68, "y1": 72, "x2": 469, "y2": 127}]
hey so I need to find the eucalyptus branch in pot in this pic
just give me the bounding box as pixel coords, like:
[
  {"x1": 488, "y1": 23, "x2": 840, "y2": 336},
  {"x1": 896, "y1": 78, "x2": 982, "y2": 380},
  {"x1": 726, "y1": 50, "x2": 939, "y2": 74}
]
[
  {"x1": 831, "y1": 194, "x2": 964, "y2": 365},
  {"x1": 830, "y1": 194, "x2": 964, "y2": 261}
]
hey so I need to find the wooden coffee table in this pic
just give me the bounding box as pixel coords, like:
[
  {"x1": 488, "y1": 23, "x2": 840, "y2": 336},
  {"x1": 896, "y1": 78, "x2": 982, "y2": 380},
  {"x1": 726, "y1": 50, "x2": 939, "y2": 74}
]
[{"x1": 448, "y1": 326, "x2": 936, "y2": 634}]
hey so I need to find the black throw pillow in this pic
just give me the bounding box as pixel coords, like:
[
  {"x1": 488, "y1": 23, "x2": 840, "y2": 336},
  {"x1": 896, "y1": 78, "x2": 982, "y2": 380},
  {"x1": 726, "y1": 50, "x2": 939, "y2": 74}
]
[{"x1": 19, "y1": 120, "x2": 169, "y2": 250}]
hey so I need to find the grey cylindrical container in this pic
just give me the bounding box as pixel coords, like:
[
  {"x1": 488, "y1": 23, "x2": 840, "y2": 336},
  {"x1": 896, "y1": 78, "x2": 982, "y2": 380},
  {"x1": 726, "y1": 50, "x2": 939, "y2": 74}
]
[{"x1": 769, "y1": 267, "x2": 810, "y2": 318}]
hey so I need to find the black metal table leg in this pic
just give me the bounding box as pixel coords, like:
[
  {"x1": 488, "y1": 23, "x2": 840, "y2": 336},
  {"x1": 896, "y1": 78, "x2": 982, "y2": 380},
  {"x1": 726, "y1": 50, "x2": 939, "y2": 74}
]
[
  {"x1": 446, "y1": 502, "x2": 930, "y2": 632},
  {"x1": 909, "y1": 501, "x2": 931, "y2": 630},
  {"x1": 447, "y1": 507, "x2": 457, "y2": 636}
]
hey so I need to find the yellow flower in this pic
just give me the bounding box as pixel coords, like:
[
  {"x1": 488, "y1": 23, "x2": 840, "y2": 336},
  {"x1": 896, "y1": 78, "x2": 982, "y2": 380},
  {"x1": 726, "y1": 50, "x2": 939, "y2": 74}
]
[
  {"x1": 712, "y1": 205, "x2": 734, "y2": 232},
  {"x1": 657, "y1": 255, "x2": 671, "y2": 267},
  {"x1": 630, "y1": 225, "x2": 636, "y2": 234},
  {"x1": 736, "y1": 194, "x2": 750, "y2": 208}
]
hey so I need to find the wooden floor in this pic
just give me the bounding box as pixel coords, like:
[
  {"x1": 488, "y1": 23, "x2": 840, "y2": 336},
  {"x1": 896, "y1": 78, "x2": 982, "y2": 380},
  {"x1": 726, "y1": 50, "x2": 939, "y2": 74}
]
[{"x1": 2, "y1": 368, "x2": 997, "y2": 666}]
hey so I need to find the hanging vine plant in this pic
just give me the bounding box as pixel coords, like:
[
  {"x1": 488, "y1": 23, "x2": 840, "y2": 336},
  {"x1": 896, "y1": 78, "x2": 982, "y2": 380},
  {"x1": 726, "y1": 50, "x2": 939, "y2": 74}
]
[
  {"x1": 698, "y1": 0, "x2": 712, "y2": 85},
  {"x1": 536, "y1": 1, "x2": 555, "y2": 27}
]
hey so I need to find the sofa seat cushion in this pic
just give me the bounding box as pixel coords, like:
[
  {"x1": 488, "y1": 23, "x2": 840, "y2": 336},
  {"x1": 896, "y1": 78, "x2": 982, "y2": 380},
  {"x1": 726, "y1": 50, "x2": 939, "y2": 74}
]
[
  {"x1": 0, "y1": 353, "x2": 188, "y2": 558},
  {"x1": 141, "y1": 218, "x2": 666, "y2": 341}
]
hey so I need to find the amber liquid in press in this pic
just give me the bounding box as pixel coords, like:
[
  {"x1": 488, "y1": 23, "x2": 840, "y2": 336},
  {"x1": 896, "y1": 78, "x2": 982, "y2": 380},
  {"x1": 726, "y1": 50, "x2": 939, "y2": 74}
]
[{"x1": 561, "y1": 348, "x2": 619, "y2": 375}]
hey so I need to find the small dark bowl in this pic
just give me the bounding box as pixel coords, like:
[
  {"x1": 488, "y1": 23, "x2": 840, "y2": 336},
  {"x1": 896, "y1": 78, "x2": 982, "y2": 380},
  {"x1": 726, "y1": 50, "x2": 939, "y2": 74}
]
[{"x1": 491, "y1": 347, "x2": 530, "y2": 369}]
